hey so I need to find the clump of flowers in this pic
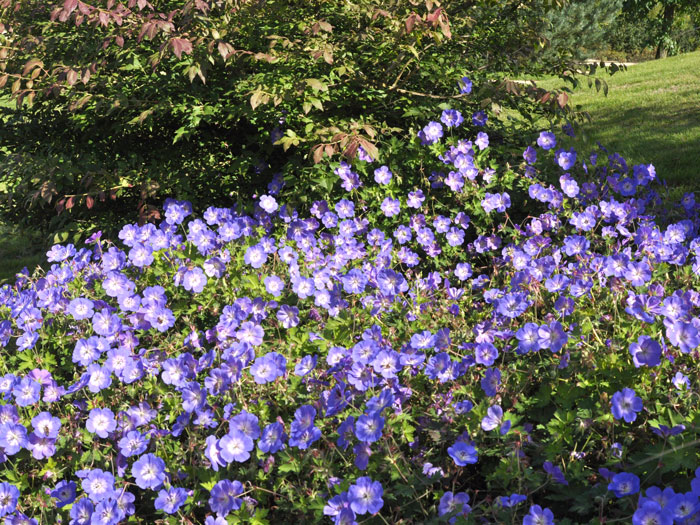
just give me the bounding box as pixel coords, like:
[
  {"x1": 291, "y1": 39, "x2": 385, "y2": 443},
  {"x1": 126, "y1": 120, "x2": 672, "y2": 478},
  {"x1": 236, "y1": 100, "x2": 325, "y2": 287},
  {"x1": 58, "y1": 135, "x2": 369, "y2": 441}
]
[{"x1": 0, "y1": 79, "x2": 700, "y2": 524}]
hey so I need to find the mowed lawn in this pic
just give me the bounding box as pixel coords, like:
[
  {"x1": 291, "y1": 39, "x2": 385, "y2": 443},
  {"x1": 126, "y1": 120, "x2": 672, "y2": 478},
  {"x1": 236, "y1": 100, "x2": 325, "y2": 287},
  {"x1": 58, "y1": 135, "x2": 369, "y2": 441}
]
[{"x1": 534, "y1": 51, "x2": 700, "y2": 191}]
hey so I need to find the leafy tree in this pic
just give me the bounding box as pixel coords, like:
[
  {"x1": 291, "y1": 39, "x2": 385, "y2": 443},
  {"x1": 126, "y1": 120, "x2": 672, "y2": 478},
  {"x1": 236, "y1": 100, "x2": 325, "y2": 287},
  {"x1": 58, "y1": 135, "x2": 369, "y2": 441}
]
[
  {"x1": 0, "y1": 0, "x2": 609, "y2": 239},
  {"x1": 622, "y1": 0, "x2": 697, "y2": 58},
  {"x1": 542, "y1": 0, "x2": 624, "y2": 61}
]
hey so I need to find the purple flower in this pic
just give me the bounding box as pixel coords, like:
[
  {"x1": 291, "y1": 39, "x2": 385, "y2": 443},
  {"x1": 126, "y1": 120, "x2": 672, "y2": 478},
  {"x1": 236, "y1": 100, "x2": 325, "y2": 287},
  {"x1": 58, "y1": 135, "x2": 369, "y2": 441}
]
[
  {"x1": 472, "y1": 110, "x2": 487, "y2": 126},
  {"x1": 474, "y1": 342, "x2": 498, "y2": 366},
  {"x1": 342, "y1": 269, "x2": 368, "y2": 294},
  {"x1": 380, "y1": 197, "x2": 400, "y2": 217},
  {"x1": 666, "y1": 492, "x2": 699, "y2": 522},
  {"x1": 348, "y1": 477, "x2": 383, "y2": 515},
  {"x1": 481, "y1": 405, "x2": 503, "y2": 431},
  {"x1": 666, "y1": 320, "x2": 700, "y2": 353},
  {"x1": 86, "y1": 408, "x2": 116, "y2": 439},
  {"x1": 481, "y1": 368, "x2": 500, "y2": 397},
  {"x1": 376, "y1": 269, "x2": 408, "y2": 297},
  {"x1": 523, "y1": 146, "x2": 537, "y2": 164},
  {"x1": 69, "y1": 497, "x2": 94, "y2": 524},
  {"x1": 118, "y1": 430, "x2": 149, "y2": 457},
  {"x1": 373, "y1": 165, "x2": 392, "y2": 185},
  {"x1": 611, "y1": 388, "x2": 643, "y2": 423},
  {"x1": 50, "y1": 480, "x2": 76, "y2": 509},
  {"x1": 258, "y1": 422, "x2": 286, "y2": 454},
  {"x1": 438, "y1": 491, "x2": 471, "y2": 523},
  {"x1": 82, "y1": 469, "x2": 115, "y2": 503},
  {"x1": 418, "y1": 121, "x2": 443, "y2": 145},
  {"x1": 441, "y1": 109, "x2": 464, "y2": 129},
  {"x1": 182, "y1": 267, "x2": 207, "y2": 293},
  {"x1": 259, "y1": 195, "x2": 278, "y2": 214},
  {"x1": 481, "y1": 192, "x2": 511, "y2": 213},
  {"x1": 458, "y1": 77, "x2": 472, "y2": 94},
  {"x1": 249, "y1": 352, "x2": 286, "y2": 384},
  {"x1": 673, "y1": 371, "x2": 690, "y2": 390},
  {"x1": 516, "y1": 323, "x2": 541, "y2": 354},
  {"x1": 537, "y1": 131, "x2": 556, "y2": 150},
  {"x1": 629, "y1": 336, "x2": 662, "y2": 367},
  {"x1": 355, "y1": 413, "x2": 384, "y2": 443},
  {"x1": 131, "y1": 453, "x2": 167, "y2": 490},
  {"x1": 12, "y1": 377, "x2": 41, "y2": 407},
  {"x1": 244, "y1": 244, "x2": 267, "y2": 269},
  {"x1": 447, "y1": 441, "x2": 478, "y2": 466},
  {"x1": 154, "y1": 487, "x2": 189, "y2": 514},
  {"x1": 556, "y1": 148, "x2": 577, "y2": 170},
  {"x1": 475, "y1": 131, "x2": 489, "y2": 150},
  {"x1": 608, "y1": 472, "x2": 640, "y2": 497},
  {"x1": 264, "y1": 275, "x2": 284, "y2": 297},
  {"x1": 632, "y1": 501, "x2": 672, "y2": 525},
  {"x1": 543, "y1": 461, "x2": 568, "y2": 485},
  {"x1": 128, "y1": 243, "x2": 154, "y2": 267},
  {"x1": 523, "y1": 504, "x2": 554, "y2": 525},
  {"x1": 294, "y1": 355, "x2": 317, "y2": 377},
  {"x1": 208, "y1": 479, "x2": 243, "y2": 517},
  {"x1": 276, "y1": 305, "x2": 300, "y2": 329},
  {"x1": 68, "y1": 298, "x2": 95, "y2": 320},
  {"x1": 0, "y1": 482, "x2": 19, "y2": 517}
]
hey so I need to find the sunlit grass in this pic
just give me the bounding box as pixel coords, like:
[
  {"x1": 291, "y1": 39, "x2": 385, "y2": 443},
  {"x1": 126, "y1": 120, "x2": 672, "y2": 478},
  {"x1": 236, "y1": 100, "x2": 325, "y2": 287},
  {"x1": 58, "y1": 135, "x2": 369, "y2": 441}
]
[{"x1": 532, "y1": 51, "x2": 700, "y2": 194}]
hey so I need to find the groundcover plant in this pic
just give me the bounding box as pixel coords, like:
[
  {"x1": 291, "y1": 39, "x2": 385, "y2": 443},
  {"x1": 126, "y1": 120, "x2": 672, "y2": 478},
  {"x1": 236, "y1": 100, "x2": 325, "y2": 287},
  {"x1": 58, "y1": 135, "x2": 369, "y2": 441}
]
[{"x1": 1, "y1": 84, "x2": 700, "y2": 524}]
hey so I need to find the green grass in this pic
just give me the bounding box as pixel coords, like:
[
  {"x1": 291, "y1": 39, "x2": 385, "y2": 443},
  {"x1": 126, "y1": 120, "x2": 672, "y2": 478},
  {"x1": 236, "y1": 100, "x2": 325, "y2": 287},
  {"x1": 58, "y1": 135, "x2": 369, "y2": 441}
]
[
  {"x1": 532, "y1": 51, "x2": 700, "y2": 190},
  {"x1": 0, "y1": 222, "x2": 46, "y2": 285}
]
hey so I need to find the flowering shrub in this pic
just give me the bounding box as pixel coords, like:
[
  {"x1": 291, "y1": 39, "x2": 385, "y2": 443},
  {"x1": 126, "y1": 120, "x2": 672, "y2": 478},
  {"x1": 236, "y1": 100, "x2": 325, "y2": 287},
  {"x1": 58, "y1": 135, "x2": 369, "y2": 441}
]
[{"x1": 1, "y1": 100, "x2": 700, "y2": 524}]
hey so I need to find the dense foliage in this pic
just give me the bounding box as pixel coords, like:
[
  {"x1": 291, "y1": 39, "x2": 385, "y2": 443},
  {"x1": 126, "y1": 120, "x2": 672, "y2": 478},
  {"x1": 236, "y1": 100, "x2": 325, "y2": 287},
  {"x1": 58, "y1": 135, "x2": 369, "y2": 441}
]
[
  {"x1": 0, "y1": 0, "x2": 608, "y2": 240},
  {"x1": 1, "y1": 90, "x2": 700, "y2": 524}
]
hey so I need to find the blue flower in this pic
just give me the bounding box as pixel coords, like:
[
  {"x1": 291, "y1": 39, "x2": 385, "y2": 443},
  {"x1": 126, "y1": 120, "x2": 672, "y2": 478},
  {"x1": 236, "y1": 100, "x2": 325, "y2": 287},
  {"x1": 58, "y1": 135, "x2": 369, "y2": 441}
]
[
  {"x1": 208, "y1": 480, "x2": 243, "y2": 517},
  {"x1": 0, "y1": 482, "x2": 19, "y2": 517},
  {"x1": 50, "y1": 480, "x2": 76, "y2": 509},
  {"x1": 355, "y1": 412, "x2": 384, "y2": 443},
  {"x1": 611, "y1": 388, "x2": 643, "y2": 423},
  {"x1": 131, "y1": 453, "x2": 166, "y2": 490},
  {"x1": 481, "y1": 405, "x2": 504, "y2": 431},
  {"x1": 441, "y1": 109, "x2": 464, "y2": 128},
  {"x1": 458, "y1": 77, "x2": 472, "y2": 94},
  {"x1": 418, "y1": 121, "x2": 443, "y2": 145},
  {"x1": 348, "y1": 477, "x2": 383, "y2": 515},
  {"x1": 86, "y1": 408, "x2": 116, "y2": 439},
  {"x1": 608, "y1": 472, "x2": 640, "y2": 497},
  {"x1": 481, "y1": 368, "x2": 501, "y2": 397},
  {"x1": 154, "y1": 487, "x2": 189, "y2": 514},
  {"x1": 81, "y1": 469, "x2": 115, "y2": 503},
  {"x1": 632, "y1": 501, "x2": 672, "y2": 525},
  {"x1": 629, "y1": 336, "x2": 662, "y2": 367},
  {"x1": 537, "y1": 131, "x2": 556, "y2": 150},
  {"x1": 523, "y1": 504, "x2": 554, "y2": 525},
  {"x1": 438, "y1": 491, "x2": 471, "y2": 523},
  {"x1": 447, "y1": 441, "x2": 478, "y2": 466}
]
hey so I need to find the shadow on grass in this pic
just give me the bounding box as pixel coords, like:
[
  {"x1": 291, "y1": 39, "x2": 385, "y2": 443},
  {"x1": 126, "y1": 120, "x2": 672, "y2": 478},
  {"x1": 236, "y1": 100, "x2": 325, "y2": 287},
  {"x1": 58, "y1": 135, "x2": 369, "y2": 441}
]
[
  {"x1": 567, "y1": 103, "x2": 700, "y2": 187},
  {"x1": 0, "y1": 223, "x2": 47, "y2": 284}
]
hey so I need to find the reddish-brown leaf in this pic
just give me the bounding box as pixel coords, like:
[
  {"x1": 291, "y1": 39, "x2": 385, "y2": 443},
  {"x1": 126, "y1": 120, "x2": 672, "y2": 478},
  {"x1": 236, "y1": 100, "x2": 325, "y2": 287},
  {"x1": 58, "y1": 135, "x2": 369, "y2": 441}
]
[
  {"x1": 557, "y1": 92, "x2": 568, "y2": 108},
  {"x1": 312, "y1": 144, "x2": 324, "y2": 164},
  {"x1": 171, "y1": 38, "x2": 193, "y2": 59},
  {"x1": 64, "y1": 0, "x2": 78, "y2": 14},
  {"x1": 66, "y1": 69, "x2": 78, "y2": 86}
]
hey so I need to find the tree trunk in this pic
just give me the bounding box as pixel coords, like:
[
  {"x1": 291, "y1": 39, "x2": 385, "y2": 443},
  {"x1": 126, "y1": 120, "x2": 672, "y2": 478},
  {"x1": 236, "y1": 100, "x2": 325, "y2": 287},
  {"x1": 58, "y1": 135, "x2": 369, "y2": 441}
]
[{"x1": 655, "y1": 3, "x2": 676, "y2": 59}]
